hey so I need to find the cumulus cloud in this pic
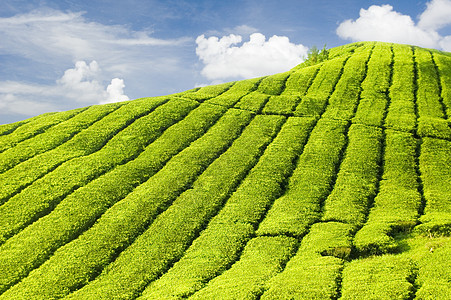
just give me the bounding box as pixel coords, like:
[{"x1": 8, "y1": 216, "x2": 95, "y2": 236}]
[
  {"x1": 196, "y1": 33, "x2": 308, "y2": 81},
  {"x1": 336, "y1": 1, "x2": 451, "y2": 51},
  {"x1": 103, "y1": 79, "x2": 129, "y2": 104},
  {"x1": 0, "y1": 61, "x2": 129, "y2": 116},
  {"x1": 57, "y1": 61, "x2": 105, "y2": 102},
  {"x1": 418, "y1": 0, "x2": 451, "y2": 31}
]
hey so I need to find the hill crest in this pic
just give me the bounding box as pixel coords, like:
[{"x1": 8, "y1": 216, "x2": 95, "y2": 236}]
[{"x1": 0, "y1": 41, "x2": 450, "y2": 299}]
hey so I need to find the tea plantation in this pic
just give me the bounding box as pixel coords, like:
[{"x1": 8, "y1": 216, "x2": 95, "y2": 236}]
[{"x1": 0, "y1": 42, "x2": 450, "y2": 299}]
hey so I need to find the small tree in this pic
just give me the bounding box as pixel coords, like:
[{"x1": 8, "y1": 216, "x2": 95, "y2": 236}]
[
  {"x1": 307, "y1": 46, "x2": 319, "y2": 64},
  {"x1": 318, "y1": 44, "x2": 329, "y2": 62},
  {"x1": 304, "y1": 44, "x2": 329, "y2": 66}
]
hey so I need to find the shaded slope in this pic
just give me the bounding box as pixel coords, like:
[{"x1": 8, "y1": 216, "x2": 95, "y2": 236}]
[{"x1": 0, "y1": 42, "x2": 450, "y2": 299}]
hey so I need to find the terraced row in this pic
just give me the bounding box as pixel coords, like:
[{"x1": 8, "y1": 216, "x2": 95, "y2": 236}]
[{"x1": 0, "y1": 42, "x2": 450, "y2": 299}]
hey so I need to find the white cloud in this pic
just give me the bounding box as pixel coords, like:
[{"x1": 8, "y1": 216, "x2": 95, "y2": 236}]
[
  {"x1": 57, "y1": 61, "x2": 104, "y2": 103},
  {"x1": 439, "y1": 36, "x2": 451, "y2": 51},
  {"x1": 336, "y1": 2, "x2": 451, "y2": 50},
  {"x1": 0, "y1": 92, "x2": 57, "y2": 116},
  {"x1": 0, "y1": 8, "x2": 192, "y2": 120},
  {"x1": 56, "y1": 61, "x2": 128, "y2": 104},
  {"x1": 0, "y1": 61, "x2": 129, "y2": 116},
  {"x1": 196, "y1": 33, "x2": 308, "y2": 81},
  {"x1": 0, "y1": 8, "x2": 189, "y2": 63},
  {"x1": 418, "y1": 0, "x2": 451, "y2": 31},
  {"x1": 103, "y1": 78, "x2": 130, "y2": 104},
  {"x1": 225, "y1": 25, "x2": 259, "y2": 36}
]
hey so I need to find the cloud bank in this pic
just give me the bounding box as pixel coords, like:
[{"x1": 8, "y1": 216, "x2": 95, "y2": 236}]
[
  {"x1": 336, "y1": 0, "x2": 451, "y2": 51},
  {"x1": 196, "y1": 33, "x2": 308, "y2": 81}
]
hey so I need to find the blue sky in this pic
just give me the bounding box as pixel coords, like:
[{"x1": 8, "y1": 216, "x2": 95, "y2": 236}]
[{"x1": 1, "y1": 0, "x2": 450, "y2": 124}]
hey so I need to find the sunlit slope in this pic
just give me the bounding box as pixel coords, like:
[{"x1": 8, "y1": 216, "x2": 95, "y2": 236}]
[{"x1": 0, "y1": 42, "x2": 450, "y2": 299}]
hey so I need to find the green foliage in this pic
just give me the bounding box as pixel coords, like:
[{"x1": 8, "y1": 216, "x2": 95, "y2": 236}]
[
  {"x1": 0, "y1": 97, "x2": 170, "y2": 205},
  {"x1": 385, "y1": 44, "x2": 416, "y2": 132},
  {"x1": 353, "y1": 43, "x2": 392, "y2": 127},
  {"x1": 415, "y1": 240, "x2": 451, "y2": 299},
  {"x1": 302, "y1": 44, "x2": 329, "y2": 67},
  {"x1": 262, "y1": 254, "x2": 343, "y2": 299},
  {"x1": 0, "y1": 115, "x2": 48, "y2": 136},
  {"x1": 0, "y1": 42, "x2": 450, "y2": 299},
  {"x1": 353, "y1": 130, "x2": 421, "y2": 255},
  {"x1": 294, "y1": 55, "x2": 349, "y2": 117},
  {"x1": 261, "y1": 222, "x2": 352, "y2": 299},
  {"x1": 205, "y1": 77, "x2": 262, "y2": 107},
  {"x1": 190, "y1": 236, "x2": 297, "y2": 299},
  {"x1": 433, "y1": 52, "x2": 451, "y2": 117},
  {"x1": 417, "y1": 116, "x2": 451, "y2": 139},
  {"x1": 322, "y1": 42, "x2": 374, "y2": 121},
  {"x1": 257, "y1": 71, "x2": 291, "y2": 95},
  {"x1": 0, "y1": 108, "x2": 85, "y2": 153},
  {"x1": 258, "y1": 44, "x2": 374, "y2": 237},
  {"x1": 327, "y1": 42, "x2": 365, "y2": 59},
  {"x1": 299, "y1": 222, "x2": 354, "y2": 259},
  {"x1": 416, "y1": 137, "x2": 451, "y2": 236},
  {"x1": 415, "y1": 47, "x2": 451, "y2": 139},
  {"x1": 0, "y1": 106, "x2": 254, "y2": 299},
  {"x1": 0, "y1": 98, "x2": 197, "y2": 246},
  {"x1": 262, "y1": 95, "x2": 300, "y2": 115},
  {"x1": 140, "y1": 117, "x2": 315, "y2": 299},
  {"x1": 0, "y1": 121, "x2": 25, "y2": 136},
  {"x1": 259, "y1": 63, "x2": 320, "y2": 115},
  {"x1": 0, "y1": 98, "x2": 207, "y2": 295},
  {"x1": 182, "y1": 82, "x2": 235, "y2": 102},
  {"x1": 415, "y1": 48, "x2": 446, "y2": 119},
  {"x1": 322, "y1": 124, "x2": 383, "y2": 227},
  {"x1": 257, "y1": 119, "x2": 348, "y2": 237},
  {"x1": 283, "y1": 64, "x2": 320, "y2": 96},
  {"x1": 340, "y1": 255, "x2": 416, "y2": 299},
  {"x1": 234, "y1": 91, "x2": 270, "y2": 112},
  {"x1": 66, "y1": 114, "x2": 284, "y2": 299},
  {"x1": 0, "y1": 103, "x2": 122, "y2": 173}
]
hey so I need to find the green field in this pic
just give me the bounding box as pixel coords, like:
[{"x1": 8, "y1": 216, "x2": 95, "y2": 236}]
[{"x1": 0, "y1": 42, "x2": 450, "y2": 299}]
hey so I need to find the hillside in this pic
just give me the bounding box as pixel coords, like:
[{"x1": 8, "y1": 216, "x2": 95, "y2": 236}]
[{"x1": 0, "y1": 41, "x2": 450, "y2": 299}]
